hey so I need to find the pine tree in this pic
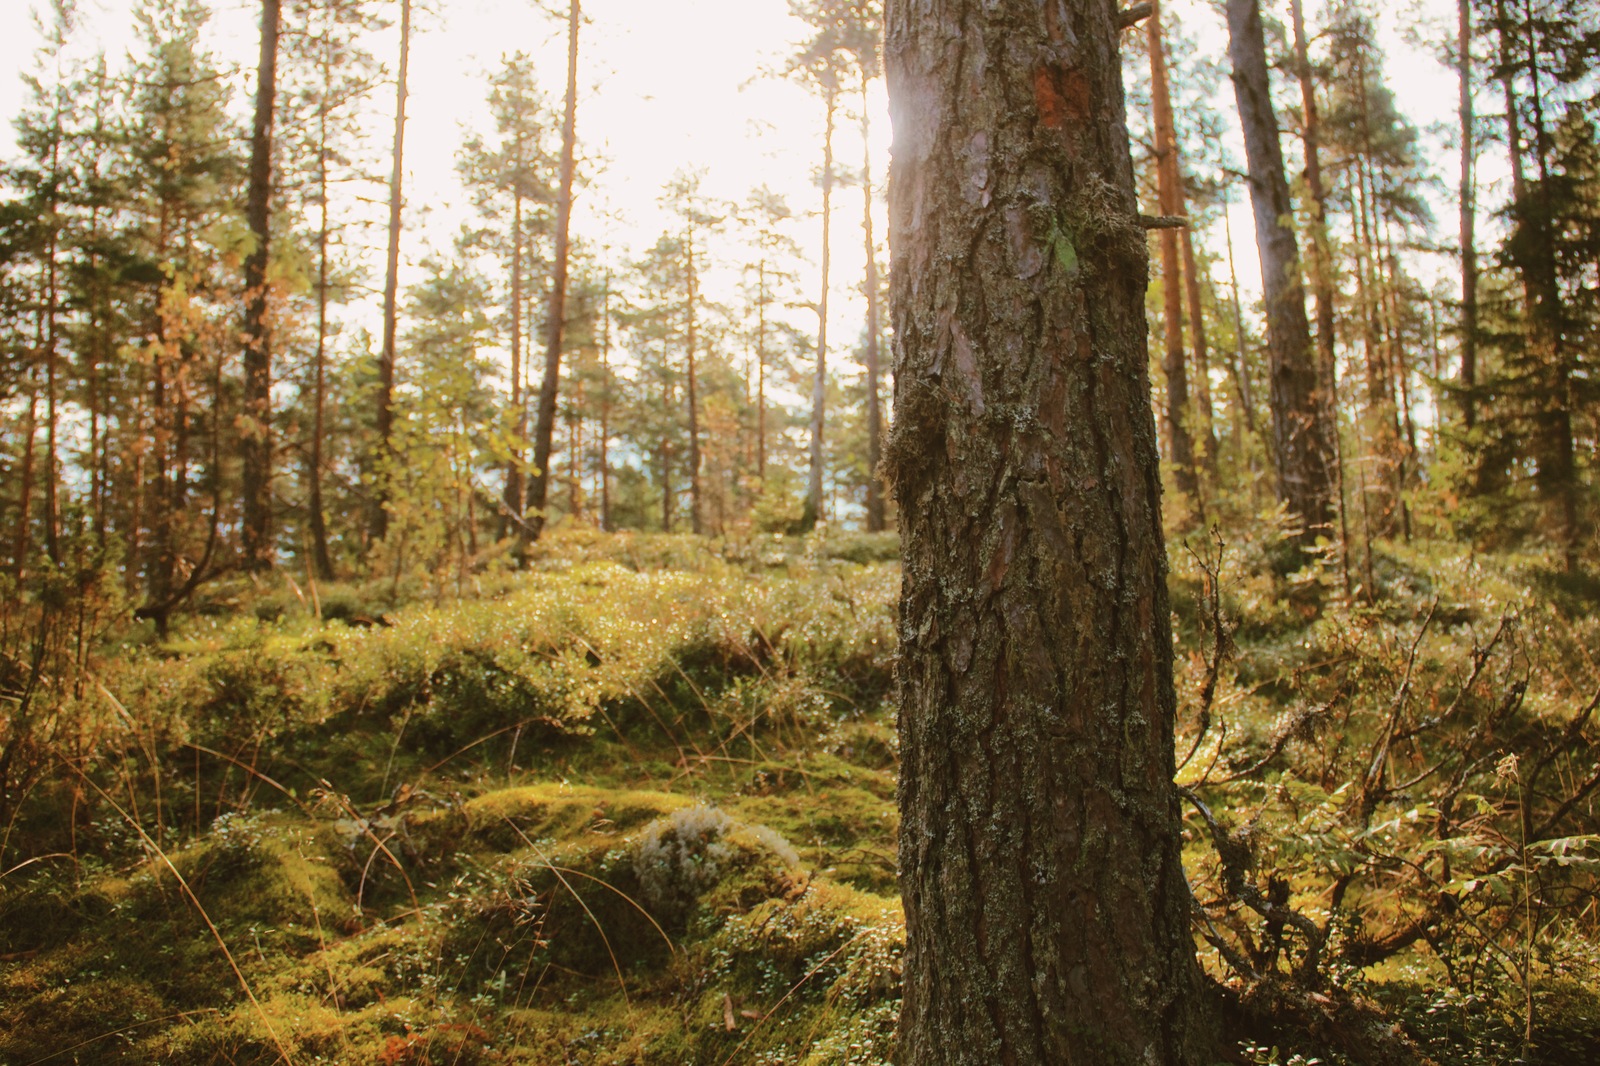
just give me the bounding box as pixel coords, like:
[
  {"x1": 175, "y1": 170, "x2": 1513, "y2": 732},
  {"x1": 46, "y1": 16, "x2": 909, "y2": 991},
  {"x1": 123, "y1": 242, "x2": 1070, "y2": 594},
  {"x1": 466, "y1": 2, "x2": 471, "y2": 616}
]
[
  {"x1": 456, "y1": 53, "x2": 557, "y2": 542},
  {"x1": 1226, "y1": 0, "x2": 1340, "y2": 550},
  {"x1": 886, "y1": 0, "x2": 1211, "y2": 1059},
  {"x1": 1471, "y1": 0, "x2": 1598, "y2": 568},
  {"x1": 278, "y1": 0, "x2": 387, "y2": 580},
  {"x1": 369, "y1": 0, "x2": 410, "y2": 545},
  {"x1": 120, "y1": 0, "x2": 244, "y2": 631},
  {"x1": 526, "y1": 0, "x2": 583, "y2": 546},
  {"x1": 240, "y1": 0, "x2": 282, "y2": 572}
]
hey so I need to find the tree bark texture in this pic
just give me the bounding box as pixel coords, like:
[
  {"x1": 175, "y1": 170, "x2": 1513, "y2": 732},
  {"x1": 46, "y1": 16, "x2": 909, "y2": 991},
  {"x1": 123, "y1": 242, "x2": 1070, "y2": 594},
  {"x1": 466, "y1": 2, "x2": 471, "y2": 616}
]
[
  {"x1": 241, "y1": 0, "x2": 280, "y2": 571},
  {"x1": 1226, "y1": 0, "x2": 1337, "y2": 546},
  {"x1": 371, "y1": 0, "x2": 409, "y2": 544},
  {"x1": 885, "y1": 1, "x2": 1211, "y2": 1062},
  {"x1": 529, "y1": 0, "x2": 581, "y2": 543}
]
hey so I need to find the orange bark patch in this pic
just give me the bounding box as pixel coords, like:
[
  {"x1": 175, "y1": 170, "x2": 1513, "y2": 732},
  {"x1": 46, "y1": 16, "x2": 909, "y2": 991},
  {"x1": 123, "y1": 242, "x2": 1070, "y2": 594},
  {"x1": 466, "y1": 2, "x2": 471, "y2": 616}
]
[
  {"x1": 1034, "y1": 67, "x2": 1065, "y2": 128},
  {"x1": 1034, "y1": 65, "x2": 1092, "y2": 130}
]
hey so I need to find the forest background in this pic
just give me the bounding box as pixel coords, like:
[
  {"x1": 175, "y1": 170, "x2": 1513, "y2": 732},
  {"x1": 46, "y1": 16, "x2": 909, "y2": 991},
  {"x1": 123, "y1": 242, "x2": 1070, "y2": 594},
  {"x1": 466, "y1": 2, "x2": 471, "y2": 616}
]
[{"x1": 1, "y1": 0, "x2": 1598, "y2": 1063}]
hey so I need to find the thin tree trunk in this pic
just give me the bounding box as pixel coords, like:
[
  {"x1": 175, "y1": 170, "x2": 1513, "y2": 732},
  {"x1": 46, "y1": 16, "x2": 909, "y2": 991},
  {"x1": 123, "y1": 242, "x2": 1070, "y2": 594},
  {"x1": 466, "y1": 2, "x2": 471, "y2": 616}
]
[
  {"x1": 600, "y1": 271, "x2": 612, "y2": 531},
  {"x1": 1353, "y1": 54, "x2": 1403, "y2": 538},
  {"x1": 803, "y1": 81, "x2": 836, "y2": 532},
  {"x1": 1147, "y1": 0, "x2": 1199, "y2": 504},
  {"x1": 1512, "y1": 0, "x2": 1577, "y2": 569},
  {"x1": 1285, "y1": 0, "x2": 1351, "y2": 590},
  {"x1": 1179, "y1": 227, "x2": 1217, "y2": 473},
  {"x1": 372, "y1": 0, "x2": 410, "y2": 544},
  {"x1": 757, "y1": 258, "x2": 768, "y2": 483},
  {"x1": 528, "y1": 0, "x2": 582, "y2": 544},
  {"x1": 241, "y1": 0, "x2": 281, "y2": 571},
  {"x1": 43, "y1": 229, "x2": 61, "y2": 566},
  {"x1": 1227, "y1": 0, "x2": 1338, "y2": 548},
  {"x1": 885, "y1": 1, "x2": 1212, "y2": 1060},
  {"x1": 11, "y1": 379, "x2": 37, "y2": 579},
  {"x1": 1457, "y1": 0, "x2": 1478, "y2": 430},
  {"x1": 504, "y1": 178, "x2": 525, "y2": 536},
  {"x1": 860, "y1": 68, "x2": 886, "y2": 532},
  {"x1": 1223, "y1": 210, "x2": 1258, "y2": 438},
  {"x1": 307, "y1": 29, "x2": 335, "y2": 581},
  {"x1": 686, "y1": 225, "x2": 703, "y2": 534}
]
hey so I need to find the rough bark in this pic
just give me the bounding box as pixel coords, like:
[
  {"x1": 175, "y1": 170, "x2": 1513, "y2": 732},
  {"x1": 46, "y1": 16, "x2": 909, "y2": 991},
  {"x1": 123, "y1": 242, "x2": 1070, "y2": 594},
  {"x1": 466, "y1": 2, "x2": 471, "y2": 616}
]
[
  {"x1": 885, "y1": 1, "x2": 1212, "y2": 1062},
  {"x1": 528, "y1": 0, "x2": 581, "y2": 543},
  {"x1": 371, "y1": 0, "x2": 410, "y2": 544},
  {"x1": 241, "y1": 0, "x2": 281, "y2": 572},
  {"x1": 1226, "y1": 0, "x2": 1338, "y2": 547}
]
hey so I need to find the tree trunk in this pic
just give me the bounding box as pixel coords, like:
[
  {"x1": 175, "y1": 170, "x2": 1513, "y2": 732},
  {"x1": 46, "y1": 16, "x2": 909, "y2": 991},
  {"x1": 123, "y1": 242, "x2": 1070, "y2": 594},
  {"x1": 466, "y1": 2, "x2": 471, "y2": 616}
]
[
  {"x1": 307, "y1": 29, "x2": 336, "y2": 581},
  {"x1": 1288, "y1": 0, "x2": 1338, "y2": 419},
  {"x1": 1179, "y1": 226, "x2": 1217, "y2": 473},
  {"x1": 1226, "y1": 0, "x2": 1338, "y2": 548},
  {"x1": 11, "y1": 379, "x2": 37, "y2": 580},
  {"x1": 1352, "y1": 56, "x2": 1404, "y2": 539},
  {"x1": 528, "y1": 0, "x2": 582, "y2": 544},
  {"x1": 885, "y1": 1, "x2": 1213, "y2": 1061},
  {"x1": 757, "y1": 258, "x2": 768, "y2": 484},
  {"x1": 860, "y1": 69, "x2": 886, "y2": 532},
  {"x1": 600, "y1": 271, "x2": 612, "y2": 531},
  {"x1": 1146, "y1": 0, "x2": 1199, "y2": 504},
  {"x1": 1223, "y1": 211, "x2": 1258, "y2": 438},
  {"x1": 685, "y1": 224, "x2": 703, "y2": 534},
  {"x1": 1457, "y1": 0, "x2": 1478, "y2": 430},
  {"x1": 371, "y1": 0, "x2": 410, "y2": 544},
  {"x1": 504, "y1": 179, "x2": 525, "y2": 537},
  {"x1": 803, "y1": 81, "x2": 836, "y2": 532},
  {"x1": 241, "y1": 0, "x2": 281, "y2": 572}
]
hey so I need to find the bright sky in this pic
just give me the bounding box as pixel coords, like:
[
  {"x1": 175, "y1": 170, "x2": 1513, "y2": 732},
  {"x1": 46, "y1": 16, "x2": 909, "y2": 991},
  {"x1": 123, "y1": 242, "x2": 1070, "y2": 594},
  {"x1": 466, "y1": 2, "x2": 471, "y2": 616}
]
[{"x1": 0, "y1": 0, "x2": 1467, "y2": 370}]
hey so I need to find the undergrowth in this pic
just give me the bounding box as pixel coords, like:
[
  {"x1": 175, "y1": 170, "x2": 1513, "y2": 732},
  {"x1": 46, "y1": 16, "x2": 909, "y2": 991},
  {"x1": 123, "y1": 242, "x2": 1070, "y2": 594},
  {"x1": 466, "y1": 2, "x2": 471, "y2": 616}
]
[{"x1": 1, "y1": 527, "x2": 1596, "y2": 1064}]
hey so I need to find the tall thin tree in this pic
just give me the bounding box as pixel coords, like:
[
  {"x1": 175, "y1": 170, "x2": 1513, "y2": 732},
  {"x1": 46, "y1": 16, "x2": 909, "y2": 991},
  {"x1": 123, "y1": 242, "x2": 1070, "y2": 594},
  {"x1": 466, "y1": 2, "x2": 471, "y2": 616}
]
[
  {"x1": 241, "y1": 0, "x2": 281, "y2": 571},
  {"x1": 1227, "y1": 0, "x2": 1339, "y2": 547},
  {"x1": 370, "y1": 0, "x2": 410, "y2": 544},
  {"x1": 527, "y1": 0, "x2": 582, "y2": 544}
]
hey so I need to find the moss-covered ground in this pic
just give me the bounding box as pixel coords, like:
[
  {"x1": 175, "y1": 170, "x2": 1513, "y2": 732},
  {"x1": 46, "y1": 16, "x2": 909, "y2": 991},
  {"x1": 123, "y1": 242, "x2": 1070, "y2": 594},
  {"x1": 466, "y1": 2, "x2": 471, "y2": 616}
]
[{"x1": 2, "y1": 527, "x2": 1598, "y2": 1065}]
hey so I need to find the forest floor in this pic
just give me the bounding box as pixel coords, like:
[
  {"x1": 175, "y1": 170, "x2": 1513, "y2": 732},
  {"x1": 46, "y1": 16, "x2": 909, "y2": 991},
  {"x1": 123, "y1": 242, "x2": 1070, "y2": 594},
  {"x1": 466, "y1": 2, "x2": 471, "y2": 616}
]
[{"x1": 2, "y1": 527, "x2": 1599, "y2": 1065}]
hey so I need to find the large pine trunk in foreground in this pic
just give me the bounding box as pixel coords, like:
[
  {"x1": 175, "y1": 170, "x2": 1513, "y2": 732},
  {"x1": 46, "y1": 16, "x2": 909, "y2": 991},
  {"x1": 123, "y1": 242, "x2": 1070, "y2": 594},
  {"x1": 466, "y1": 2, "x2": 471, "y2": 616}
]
[{"x1": 885, "y1": 1, "x2": 1210, "y2": 1062}]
